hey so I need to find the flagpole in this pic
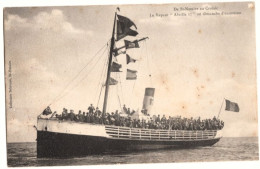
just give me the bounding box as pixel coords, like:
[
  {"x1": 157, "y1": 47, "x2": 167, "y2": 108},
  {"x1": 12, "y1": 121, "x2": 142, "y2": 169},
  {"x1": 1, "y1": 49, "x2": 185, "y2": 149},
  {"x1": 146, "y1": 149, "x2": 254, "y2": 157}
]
[
  {"x1": 102, "y1": 11, "x2": 117, "y2": 115},
  {"x1": 217, "y1": 98, "x2": 225, "y2": 119}
]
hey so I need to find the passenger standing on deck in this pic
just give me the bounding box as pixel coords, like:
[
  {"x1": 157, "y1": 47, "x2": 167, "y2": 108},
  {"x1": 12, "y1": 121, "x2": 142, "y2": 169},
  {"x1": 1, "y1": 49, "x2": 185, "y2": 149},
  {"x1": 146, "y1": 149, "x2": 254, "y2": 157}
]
[
  {"x1": 133, "y1": 119, "x2": 137, "y2": 128},
  {"x1": 93, "y1": 112, "x2": 99, "y2": 124},
  {"x1": 95, "y1": 107, "x2": 102, "y2": 117},
  {"x1": 131, "y1": 110, "x2": 136, "y2": 115},
  {"x1": 189, "y1": 120, "x2": 194, "y2": 130},
  {"x1": 88, "y1": 104, "x2": 95, "y2": 114},
  {"x1": 94, "y1": 107, "x2": 101, "y2": 124},
  {"x1": 105, "y1": 113, "x2": 110, "y2": 125},
  {"x1": 155, "y1": 115, "x2": 161, "y2": 123},
  {"x1": 123, "y1": 105, "x2": 127, "y2": 113},
  {"x1": 127, "y1": 108, "x2": 131, "y2": 115},
  {"x1": 200, "y1": 120, "x2": 205, "y2": 130},
  {"x1": 89, "y1": 112, "x2": 94, "y2": 123},
  {"x1": 106, "y1": 113, "x2": 111, "y2": 125},
  {"x1": 129, "y1": 118, "x2": 133, "y2": 128},
  {"x1": 61, "y1": 108, "x2": 68, "y2": 120},
  {"x1": 78, "y1": 110, "x2": 84, "y2": 122},
  {"x1": 68, "y1": 110, "x2": 75, "y2": 121},
  {"x1": 83, "y1": 112, "x2": 86, "y2": 122},
  {"x1": 86, "y1": 112, "x2": 90, "y2": 123},
  {"x1": 161, "y1": 115, "x2": 166, "y2": 124},
  {"x1": 114, "y1": 111, "x2": 120, "y2": 126},
  {"x1": 220, "y1": 121, "x2": 224, "y2": 129},
  {"x1": 110, "y1": 112, "x2": 115, "y2": 125},
  {"x1": 42, "y1": 106, "x2": 52, "y2": 115}
]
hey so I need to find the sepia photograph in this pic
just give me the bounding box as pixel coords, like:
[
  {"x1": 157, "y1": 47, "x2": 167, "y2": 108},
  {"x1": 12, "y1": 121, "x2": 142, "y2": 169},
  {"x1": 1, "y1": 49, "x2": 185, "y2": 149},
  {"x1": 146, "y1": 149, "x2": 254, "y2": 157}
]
[{"x1": 3, "y1": 1, "x2": 258, "y2": 167}]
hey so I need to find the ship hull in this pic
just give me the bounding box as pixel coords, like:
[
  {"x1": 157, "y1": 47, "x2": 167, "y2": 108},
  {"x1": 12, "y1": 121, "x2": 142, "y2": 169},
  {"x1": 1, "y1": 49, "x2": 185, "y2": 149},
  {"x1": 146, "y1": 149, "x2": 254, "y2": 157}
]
[
  {"x1": 37, "y1": 119, "x2": 222, "y2": 157},
  {"x1": 37, "y1": 130, "x2": 220, "y2": 158}
]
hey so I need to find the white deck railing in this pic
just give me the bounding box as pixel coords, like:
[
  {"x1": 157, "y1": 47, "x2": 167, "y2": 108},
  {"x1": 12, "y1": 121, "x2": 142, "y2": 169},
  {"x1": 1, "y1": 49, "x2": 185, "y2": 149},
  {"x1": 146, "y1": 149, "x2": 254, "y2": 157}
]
[{"x1": 105, "y1": 125, "x2": 217, "y2": 140}]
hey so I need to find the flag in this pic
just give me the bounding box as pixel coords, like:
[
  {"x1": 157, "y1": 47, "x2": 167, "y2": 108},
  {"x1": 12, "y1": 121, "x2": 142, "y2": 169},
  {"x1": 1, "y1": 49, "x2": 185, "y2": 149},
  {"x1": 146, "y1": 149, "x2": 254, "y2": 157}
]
[
  {"x1": 126, "y1": 54, "x2": 136, "y2": 64},
  {"x1": 225, "y1": 99, "x2": 239, "y2": 112},
  {"x1": 116, "y1": 15, "x2": 138, "y2": 41},
  {"x1": 113, "y1": 49, "x2": 126, "y2": 56},
  {"x1": 107, "y1": 77, "x2": 118, "y2": 85},
  {"x1": 117, "y1": 21, "x2": 138, "y2": 41},
  {"x1": 117, "y1": 15, "x2": 137, "y2": 29},
  {"x1": 111, "y1": 62, "x2": 122, "y2": 72},
  {"x1": 124, "y1": 40, "x2": 139, "y2": 49},
  {"x1": 126, "y1": 69, "x2": 137, "y2": 80}
]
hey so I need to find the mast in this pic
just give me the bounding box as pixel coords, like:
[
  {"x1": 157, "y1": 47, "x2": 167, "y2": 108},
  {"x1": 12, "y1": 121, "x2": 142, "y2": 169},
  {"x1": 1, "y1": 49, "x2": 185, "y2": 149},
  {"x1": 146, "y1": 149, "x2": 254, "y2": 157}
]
[{"x1": 102, "y1": 12, "x2": 117, "y2": 114}]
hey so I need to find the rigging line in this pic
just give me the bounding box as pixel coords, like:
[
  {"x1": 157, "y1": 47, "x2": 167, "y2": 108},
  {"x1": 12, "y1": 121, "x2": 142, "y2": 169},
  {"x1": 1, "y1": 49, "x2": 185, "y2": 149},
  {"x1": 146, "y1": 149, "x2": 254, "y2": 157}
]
[
  {"x1": 129, "y1": 67, "x2": 140, "y2": 106},
  {"x1": 96, "y1": 55, "x2": 109, "y2": 108},
  {"x1": 117, "y1": 71, "x2": 124, "y2": 106},
  {"x1": 94, "y1": 47, "x2": 109, "y2": 104},
  {"x1": 117, "y1": 95, "x2": 123, "y2": 113},
  {"x1": 51, "y1": 45, "x2": 108, "y2": 105},
  {"x1": 59, "y1": 44, "x2": 108, "y2": 101},
  {"x1": 116, "y1": 72, "x2": 123, "y2": 112},
  {"x1": 53, "y1": 45, "x2": 109, "y2": 104},
  {"x1": 54, "y1": 46, "x2": 108, "y2": 105},
  {"x1": 96, "y1": 48, "x2": 110, "y2": 108},
  {"x1": 129, "y1": 41, "x2": 144, "y2": 106},
  {"x1": 145, "y1": 41, "x2": 153, "y2": 86},
  {"x1": 48, "y1": 39, "x2": 110, "y2": 106},
  {"x1": 107, "y1": 84, "x2": 112, "y2": 113},
  {"x1": 96, "y1": 85, "x2": 104, "y2": 108}
]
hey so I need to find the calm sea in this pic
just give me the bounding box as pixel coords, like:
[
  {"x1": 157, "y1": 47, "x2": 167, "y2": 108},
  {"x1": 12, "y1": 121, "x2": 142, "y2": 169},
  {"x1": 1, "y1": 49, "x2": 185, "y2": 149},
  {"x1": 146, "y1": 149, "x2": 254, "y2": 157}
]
[{"x1": 7, "y1": 137, "x2": 259, "y2": 167}]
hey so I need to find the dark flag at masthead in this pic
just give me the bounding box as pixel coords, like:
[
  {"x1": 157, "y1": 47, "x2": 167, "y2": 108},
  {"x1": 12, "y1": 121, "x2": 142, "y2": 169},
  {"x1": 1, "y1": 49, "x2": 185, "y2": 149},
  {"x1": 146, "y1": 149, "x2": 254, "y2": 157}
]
[{"x1": 116, "y1": 15, "x2": 138, "y2": 41}]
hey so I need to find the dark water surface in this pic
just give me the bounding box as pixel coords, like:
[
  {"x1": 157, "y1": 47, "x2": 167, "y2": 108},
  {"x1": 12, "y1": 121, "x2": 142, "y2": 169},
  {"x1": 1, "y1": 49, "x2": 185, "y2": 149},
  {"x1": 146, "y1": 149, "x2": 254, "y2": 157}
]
[{"x1": 7, "y1": 137, "x2": 259, "y2": 167}]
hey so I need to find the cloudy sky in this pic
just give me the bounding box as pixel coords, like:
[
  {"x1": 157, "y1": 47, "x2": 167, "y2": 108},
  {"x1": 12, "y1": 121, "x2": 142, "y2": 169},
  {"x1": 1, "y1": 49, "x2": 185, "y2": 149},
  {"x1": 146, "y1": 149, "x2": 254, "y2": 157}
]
[{"x1": 4, "y1": 2, "x2": 257, "y2": 142}]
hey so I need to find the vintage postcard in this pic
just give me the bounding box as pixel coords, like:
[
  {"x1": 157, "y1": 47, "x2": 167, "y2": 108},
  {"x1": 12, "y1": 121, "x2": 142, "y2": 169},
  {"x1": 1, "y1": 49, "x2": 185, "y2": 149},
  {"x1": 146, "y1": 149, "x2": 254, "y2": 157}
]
[{"x1": 4, "y1": 1, "x2": 258, "y2": 167}]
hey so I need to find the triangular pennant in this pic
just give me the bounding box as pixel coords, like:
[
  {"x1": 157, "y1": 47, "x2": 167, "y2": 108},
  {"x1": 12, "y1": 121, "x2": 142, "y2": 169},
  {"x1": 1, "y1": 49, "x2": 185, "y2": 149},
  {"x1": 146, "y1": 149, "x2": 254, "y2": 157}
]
[
  {"x1": 126, "y1": 54, "x2": 136, "y2": 64},
  {"x1": 104, "y1": 77, "x2": 118, "y2": 86}
]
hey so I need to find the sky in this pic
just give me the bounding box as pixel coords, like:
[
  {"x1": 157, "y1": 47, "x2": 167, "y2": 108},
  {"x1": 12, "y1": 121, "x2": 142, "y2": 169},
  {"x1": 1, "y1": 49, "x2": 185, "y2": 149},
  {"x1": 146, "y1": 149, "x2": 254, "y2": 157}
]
[{"x1": 4, "y1": 2, "x2": 257, "y2": 142}]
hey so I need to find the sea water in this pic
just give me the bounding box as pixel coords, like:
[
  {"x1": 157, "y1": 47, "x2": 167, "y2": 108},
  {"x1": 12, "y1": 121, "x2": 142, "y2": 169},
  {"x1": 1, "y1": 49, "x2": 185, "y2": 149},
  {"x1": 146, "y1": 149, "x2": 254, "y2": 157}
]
[{"x1": 7, "y1": 137, "x2": 259, "y2": 167}]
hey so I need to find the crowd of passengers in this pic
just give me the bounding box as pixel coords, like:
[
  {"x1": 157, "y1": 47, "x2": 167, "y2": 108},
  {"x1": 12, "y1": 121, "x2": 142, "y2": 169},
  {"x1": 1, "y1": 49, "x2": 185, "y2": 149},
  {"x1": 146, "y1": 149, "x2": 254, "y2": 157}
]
[{"x1": 42, "y1": 104, "x2": 224, "y2": 130}]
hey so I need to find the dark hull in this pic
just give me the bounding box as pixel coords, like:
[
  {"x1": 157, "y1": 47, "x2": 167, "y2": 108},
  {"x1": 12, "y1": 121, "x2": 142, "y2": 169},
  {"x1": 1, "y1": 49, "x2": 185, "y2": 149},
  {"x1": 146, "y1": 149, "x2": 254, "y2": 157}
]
[{"x1": 37, "y1": 131, "x2": 221, "y2": 158}]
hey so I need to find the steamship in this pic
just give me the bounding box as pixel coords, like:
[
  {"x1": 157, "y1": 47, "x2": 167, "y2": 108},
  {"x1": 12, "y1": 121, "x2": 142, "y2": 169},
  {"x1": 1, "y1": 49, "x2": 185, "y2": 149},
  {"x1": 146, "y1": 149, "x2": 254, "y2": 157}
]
[{"x1": 37, "y1": 9, "x2": 223, "y2": 158}]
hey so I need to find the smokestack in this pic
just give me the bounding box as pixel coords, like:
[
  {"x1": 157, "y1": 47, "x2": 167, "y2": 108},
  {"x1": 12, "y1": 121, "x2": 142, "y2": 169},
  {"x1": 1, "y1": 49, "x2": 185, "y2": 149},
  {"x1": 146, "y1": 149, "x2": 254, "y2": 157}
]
[{"x1": 142, "y1": 88, "x2": 155, "y2": 115}]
